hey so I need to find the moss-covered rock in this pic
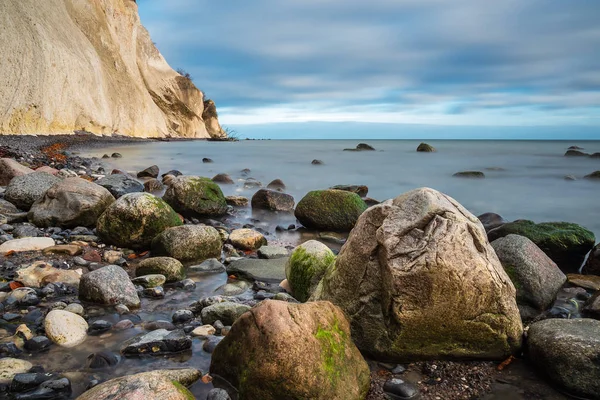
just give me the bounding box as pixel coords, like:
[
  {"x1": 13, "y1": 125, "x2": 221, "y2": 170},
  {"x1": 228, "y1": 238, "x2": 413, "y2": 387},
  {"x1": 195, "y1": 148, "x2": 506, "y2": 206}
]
[
  {"x1": 97, "y1": 193, "x2": 182, "y2": 249},
  {"x1": 136, "y1": 257, "x2": 185, "y2": 283},
  {"x1": 286, "y1": 240, "x2": 335, "y2": 302},
  {"x1": 295, "y1": 189, "x2": 367, "y2": 232},
  {"x1": 488, "y1": 220, "x2": 595, "y2": 273},
  {"x1": 210, "y1": 300, "x2": 370, "y2": 400},
  {"x1": 163, "y1": 176, "x2": 227, "y2": 217},
  {"x1": 151, "y1": 225, "x2": 222, "y2": 262}
]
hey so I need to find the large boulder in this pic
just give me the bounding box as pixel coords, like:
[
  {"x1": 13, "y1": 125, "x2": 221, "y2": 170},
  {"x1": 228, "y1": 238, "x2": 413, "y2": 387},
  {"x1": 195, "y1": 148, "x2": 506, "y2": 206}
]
[
  {"x1": 79, "y1": 265, "x2": 140, "y2": 308},
  {"x1": 583, "y1": 243, "x2": 600, "y2": 275},
  {"x1": 28, "y1": 178, "x2": 115, "y2": 228},
  {"x1": 76, "y1": 369, "x2": 201, "y2": 400},
  {"x1": 4, "y1": 172, "x2": 61, "y2": 210},
  {"x1": 96, "y1": 174, "x2": 144, "y2": 198},
  {"x1": 163, "y1": 176, "x2": 227, "y2": 217},
  {"x1": 97, "y1": 193, "x2": 182, "y2": 249},
  {"x1": 151, "y1": 225, "x2": 222, "y2": 262},
  {"x1": 286, "y1": 240, "x2": 335, "y2": 302},
  {"x1": 488, "y1": 220, "x2": 595, "y2": 273},
  {"x1": 312, "y1": 188, "x2": 523, "y2": 361},
  {"x1": 295, "y1": 189, "x2": 368, "y2": 232},
  {"x1": 136, "y1": 257, "x2": 185, "y2": 283},
  {"x1": 527, "y1": 318, "x2": 600, "y2": 399},
  {"x1": 491, "y1": 235, "x2": 566, "y2": 314},
  {"x1": 0, "y1": 158, "x2": 34, "y2": 186},
  {"x1": 210, "y1": 300, "x2": 370, "y2": 400},
  {"x1": 251, "y1": 189, "x2": 295, "y2": 211}
]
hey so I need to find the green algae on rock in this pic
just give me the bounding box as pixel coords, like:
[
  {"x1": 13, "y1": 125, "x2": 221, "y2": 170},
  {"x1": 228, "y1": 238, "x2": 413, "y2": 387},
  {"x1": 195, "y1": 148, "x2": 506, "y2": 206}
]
[
  {"x1": 210, "y1": 300, "x2": 370, "y2": 400},
  {"x1": 163, "y1": 176, "x2": 227, "y2": 217},
  {"x1": 97, "y1": 192, "x2": 182, "y2": 249},
  {"x1": 286, "y1": 240, "x2": 336, "y2": 302},
  {"x1": 487, "y1": 220, "x2": 595, "y2": 273},
  {"x1": 136, "y1": 257, "x2": 185, "y2": 283},
  {"x1": 151, "y1": 225, "x2": 222, "y2": 262},
  {"x1": 295, "y1": 189, "x2": 368, "y2": 232}
]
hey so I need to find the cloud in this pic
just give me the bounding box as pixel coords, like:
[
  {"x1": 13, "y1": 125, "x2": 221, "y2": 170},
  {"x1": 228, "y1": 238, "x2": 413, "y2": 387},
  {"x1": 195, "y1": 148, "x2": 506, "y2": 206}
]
[{"x1": 137, "y1": 0, "x2": 600, "y2": 128}]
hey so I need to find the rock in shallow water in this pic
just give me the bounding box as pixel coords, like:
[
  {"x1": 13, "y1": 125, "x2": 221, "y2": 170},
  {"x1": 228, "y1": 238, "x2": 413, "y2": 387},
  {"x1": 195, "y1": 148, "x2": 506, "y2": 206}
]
[
  {"x1": 295, "y1": 189, "x2": 367, "y2": 232},
  {"x1": 151, "y1": 225, "x2": 222, "y2": 262},
  {"x1": 251, "y1": 188, "x2": 295, "y2": 211},
  {"x1": 79, "y1": 265, "x2": 140, "y2": 308},
  {"x1": 121, "y1": 329, "x2": 191, "y2": 355},
  {"x1": 44, "y1": 309, "x2": 88, "y2": 348},
  {"x1": 286, "y1": 240, "x2": 335, "y2": 302},
  {"x1": 228, "y1": 228, "x2": 267, "y2": 251},
  {"x1": 0, "y1": 358, "x2": 32, "y2": 384},
  {"x1": 163, "y1": 176, "x2": 227, "y2": 217},
  {"x1": 136, "y1": 257, "x2": 184, "y2": 283},
  {"x1": 201, "y1": 302, "x2": 251, "y2": 326}
]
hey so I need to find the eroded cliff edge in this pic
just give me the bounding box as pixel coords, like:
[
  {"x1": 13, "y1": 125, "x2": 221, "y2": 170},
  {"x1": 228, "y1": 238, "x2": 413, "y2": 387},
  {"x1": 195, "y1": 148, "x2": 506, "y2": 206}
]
[{"x1": 0, "y1": 0, "x2": 226, "y2": 138}]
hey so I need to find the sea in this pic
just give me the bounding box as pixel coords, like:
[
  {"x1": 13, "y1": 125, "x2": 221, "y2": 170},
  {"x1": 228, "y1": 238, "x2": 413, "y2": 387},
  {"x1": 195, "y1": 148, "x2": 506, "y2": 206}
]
[{"x1": 84, "y1": 139, "x2": 600, "y2": 240}]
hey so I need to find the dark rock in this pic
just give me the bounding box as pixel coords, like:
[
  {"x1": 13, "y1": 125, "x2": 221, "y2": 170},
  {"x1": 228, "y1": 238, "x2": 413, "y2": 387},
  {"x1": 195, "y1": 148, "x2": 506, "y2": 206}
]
[
  {"x1": 207, "y1": 388, "x2": 232, "y2": 400},
  {"x1": 86, "y1": 351, "x2": 120, "y2": 369},
  {"x1": 251, "y1": 189, "x2": 294, "y2": 212},
  {"x1": 591, "y1": 153, "x2": 600, "y2": 159},
  {"x1": 203, "y1": 158, "x2": 214, "y2": 163},
  {"x1": 172, "y1": 310, "x2": 194, "y2": 324},
  {"x1": 111, "y1": 153, "x2": 122, "y2": 158},
  {"x1": 142, "y1": 286, "x2": 165, "y2": 298},
  {"x1": 329, "y1": 184, "x2": 368, "y2": 197},
  {"x1": 583, "y1": 243, "x2": 600, "y2": 275},
  {"x1": 225, "y1": 196, "x2": 248, "y2": 207},
  {"x1": 89, "y1": 320, "x2": 113, "y2": 334},
  {"x1": 201, "y1": 302, "x2": 251, "y2": 326},
  {"x1": 24, "y1": 336, "x2": 51, "y2": 352},
  {"x1": 143, "y1": 178, "x2": 164, "y2": 193},
  {"x1": 477, "y1": 212, "x2": 507, "y2": 232},
  {"x1": 121, "y1": 329, "x2": 192, "y2": 355},
  {"x1": 416, "y1": 143, "x2": 436, "y2": 152},
  {"x1": 453, "y1": 171, "x2": 485, "y2": 178},
  {"x1": 144, "y1": 320, "x2": 176, "y2": 331},
  {"x1": 565, "y1": 149, "x2": 589, "y2": 157},
  {"x1": 356, "y1": 143, "x2": 375, "y2": 150},
  {"x1": 12, "y1": 224, "x2": 41, "y2": 238},
  {"x1": 202, "y1": 336, "x2": 223, "y2": 353},
  {"x1": 137, "y1": 165, "x2": 159, "y2": 179},
  {"x1": 584, "y1": 171, "x2": 600, "y2": 180},
  {"x1": 383, "y1": 378, "x2": 420, "y2": 399},
  {"x1": 161, "y1": 170, "x2": 182, "y2": 178},
  {"x1": 212, "y1": 174, "x2": 234, "y2": 184},
  {"x1": 10, "y1": 372, "x2": 55, "y2": 393},
  {"x1": 266, "y1": 179, "x2": 286, "y2": 191},
  {"x1": 96, "y1": 175, "x2": 144, "y2": 199},
  {"x1": 311, "y1": 159, "x2": 323, "y2": 165},
  {"x1": 568, "y1": 146, "x2": 584, "y2": 150}
]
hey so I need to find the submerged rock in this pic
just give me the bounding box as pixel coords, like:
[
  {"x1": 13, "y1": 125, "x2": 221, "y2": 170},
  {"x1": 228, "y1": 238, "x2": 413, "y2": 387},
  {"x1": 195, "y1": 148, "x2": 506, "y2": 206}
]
[
  {"x1": 136, "y1": 257, "x2": 185, "y2": 283},
  {"x1": 251, "y1": 189, "x2": 294, "y2": 211},
  {"x1": 527, "y1": 318, "x2": 600, "y2": 399},
  {"x1": 295, "y1": 189, "x2": 367, "y2": 232},
  {"x1": 312, "y1": 187, "x2": 523, "y2": 361},
  {"x1": 344, "y1": 143, "x2": 375, "y2": 151},
  {"x1": 28, "y1": 178, "x2": 115, "y2": 228},
  {"x1": 151, "y1": 225, "x2": 222, "y2": 262},
  {"x1": 584, "y1": 171, "x2": 600, "y2": 180},
  {"x1": 4, "y1": 172, "x2": 61, "y2": 210},
  {"x1": 227, "y1": 257, "x2": 288, "y2": 283},
  {"x1": 453, "y1": 171, "x2": 485, "y2": 178},
  {"x1": 487, "y1": 220, "x2": 595, "y2": 273},
  {"x1": 44, "y1": 309, "x2": 88, "y2": 348},
  {"x1": 163, "y1": 176, "x2": 227, "y2": 217},
  {"x1": 210, "y1": 300, "x2": 370, "y2": 400},
  {"x1": 96, "y1": 174, "x2": 144, "y2": 198},
  {"x1": 97, "y1": 192, "x2": 182, "y2": 249},
  {"x1": 286, "y1": 240, "x2": 335, "y2": 302},
  {"x1": 212, "y1": 173, "x2": 234, "y2": 184},
  {"x1": 76, "y1": 369, "x2": 201, "y2": 400},
  {"x1": 564, "y1": 149, "x2": 589, "y2": 157},
  {"x1": 79, "y1": 265, "x2": 140, "y2": 308},
  {"x1": 266, "y1": 178, "x2": 286, "y2": 191}
]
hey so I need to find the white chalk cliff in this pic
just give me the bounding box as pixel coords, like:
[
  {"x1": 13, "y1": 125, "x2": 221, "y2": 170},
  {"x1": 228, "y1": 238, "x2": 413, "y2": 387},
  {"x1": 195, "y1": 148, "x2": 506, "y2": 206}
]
[{"x1": 0, "y1": 0, "x2": 226, "y2": 138}]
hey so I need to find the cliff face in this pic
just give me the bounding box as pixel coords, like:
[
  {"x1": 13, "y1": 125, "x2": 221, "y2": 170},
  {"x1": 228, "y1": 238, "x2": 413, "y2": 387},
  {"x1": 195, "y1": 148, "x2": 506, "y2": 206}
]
[{"x1": 0, "y1": 0, "x2": 226, "y2": 138}]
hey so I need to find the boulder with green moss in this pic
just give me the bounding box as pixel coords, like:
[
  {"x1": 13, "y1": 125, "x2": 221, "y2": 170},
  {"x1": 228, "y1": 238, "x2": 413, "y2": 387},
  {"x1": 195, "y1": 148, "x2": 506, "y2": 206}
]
[
  {"x1": 151, "y1": 225, "x2": 222, "y2": 262},
  {"x1": 487, "y1": 220, "x2": 595, "y2": 273},
  {"x1": 163, "y1": 176, "x2": 227, "y2": 217},
  {"x1": 312, "y1": 187, "x2": 522, "y2": 361},
  {"x1": 210, "y1": 300, "x2": 370, "y2": 400},
  {"x1": 136, "y1": 257, "x2": 185, "y2": 283},
  {"x1": 77, "y1": 369, "x2": 200, "y2": 400},
  {"x1": 286, "y1": 240, "x2": 335, "y2": 302},
  {"x1": 97, "y1": 193, "x2": 182, "y2": 249},
  {"x1": 295, "y1": 189, "x2": 367, "y2": 232}
]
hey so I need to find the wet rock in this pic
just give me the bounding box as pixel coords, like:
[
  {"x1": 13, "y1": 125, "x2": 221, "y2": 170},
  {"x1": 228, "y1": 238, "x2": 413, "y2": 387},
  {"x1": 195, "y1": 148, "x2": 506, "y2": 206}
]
[
  {"x1": 584, "y1": 171, "x2": 600, "y2": 180},
  {"x1": 266, "y1": 179, "x2": 286, "y2": 191},
  {"x1": 121, "y1": 329, "x2": 191, "y2": 355},
  {"x1": 329, "y1": 184, "x2": 368, "y2": 197},
  {"x1": 416, "y1": 142, "x2": 436, "y2": 152},
  {"x1": 317, "y1": 231, "x2": 347, "y2": 244},
  {"x1": 111, "y1": 153, "x2": 122, "y2": 158},
  {"x1": 286, "y1": 240, "x2": 335, "y2": 302},
  {"x1": 295, "y1": 189, "x2": 367, "y2": 232},
  {"x1": 114, "y1": 319, "x2": 134, "y2": 330},
  {"x1": 225, "y1": 196, "x2": 248, "y2": 207},
  {"x1": 143, "y1": 286, "x2": 165, "y2": 298},
  {"x1": 207, "y1": 388, "x2": 231, "y2": 400},
  {"x1": 251, "y1": 188, "x2": 295, "y2": 212},
  {"x1": 564, "y1": 149, "x2": 589, "y2": 157},
  {"x1": 202, "y1": 158, "x2": 213, "y2": 163},
  {"x1": 210, "y1": 300, "x2": 370, "y2": 400},
  {"x1": 311, "y1": 159, "x2": 323, "y2": 165},
  {"x1": 4, "y1": 172, "x2": 61, "y2": 211},
  {"x1": 201, "y1": 302, "x2": 251, "y2": 326},
  {"x1": 528, "y1": 318, "x2": 600, "y2": 398},
  {"x1": 131, "y1": 274, "x2": 166, "y2": 288},
  {"x1": 144, "y1": 320, "x2": 176, "y2": 331},
  {"x1": 86, "y1": 351, "x2": 119, "y2": 369},
  {"x1": 221, "y1": 280, "x2": 249, "y2": 296},
  {"x1": 0, "y1": 237, "x2": 55, "y2": 255},
  {"x1": 95, "y1": 174, "x2": 144, "y2": 199},
  {"x1": 212, "y1": 173, "x2": 234, "y2": 184},
  {"x1": 583, "y1": 243, "x2": 600, "y2": 275},
  {"x1": 243, "y1": 178, "x2": 262, "y2": 189},
  {"x1": 143, "y1": 178, "x2": 164, "y2": 193},
  {"x1": 44, "y1": 309, "x2": 88, "y2": 348},
  {"x1": 137, "y1": 165, "x2": 159, "y2": 179},
  {"x1": 89, "y1": 320, "x2": 113, "y2": 334},
  {"x1": 15, "y1": 261, "x2": 81, "y2": 288},
  {"x1": 228, "y1": 228, "x2": 267, "y2": 251},
  {"x1": 257, "y1": 245, "x2": 289, "y2": 259},
  {"x1": 202, "y1": 336, "x2": 222, "y2": 353},
  {"x1": 163, "y1": 176, "x2": 227, "y2": 217},
  {"x1": 28, "y1": 178, "x2": 115, "y2": 228},
  {"x1": 97, "y1": 192, "x2": 182, "y2": 249},
  {"x1": 172, "y1": 310, "x2": 194, "y2": 324},
  {"x1": 151, "y1": 225, "x2": 222, "y2": 262},
  {"x1": 191, "y1": 325, "x2": 216, "y2": 338},
  {"x1": 79, "y1": 265, "x2": 140, "y2": 308},
  {"x1": 189, "y1": 258, "x2": 226, "y2": 273},
  {"x1": 177, "y1": 278, "x2": 196, "y2": 290},
  {"x1": 227, "y1": 257, "x2": 288, "y2": 283},
  {"x1": 477, "y1": 212, "x2": 508, "y2": 232},
  {"x1": 10, "y1": 372, "x2": 56, "y2": 393},
  {"x1": 344, "y1": 143, "x2": 375, "y2": 151},
  {"x1": 64, "y1": 303, "x2": 84, "y2": 316},
  {"x1": 0, "y1": 158, "x2": 34, "y2": 186},
  {"x1": 383, "y1": 378, "x2": 420, "y2": 399},
  {"x1": 0, "y1": 358, "x2": 32, "y2": 384},
  {"x1": 488, "y1": 220, "x2": 595, "y2": 273},
  {"x1": 491, "y1": 234, "x2": 566, "y2": 313},
  {"x1": 136, "y1": 257, "x2": 184, "y2": 283},
  {"x1": 453, "y1": 171, "x2": 485, "y2": 178},
  {"x1": 76, "y1": 369, "x2": 200, "y2": 400},
  {"x1": 312, "y1": 187, "x2": 523, "y2": 361},
  {"x1": 24, "y1": 336, "x2": 51, "y2": 352}
]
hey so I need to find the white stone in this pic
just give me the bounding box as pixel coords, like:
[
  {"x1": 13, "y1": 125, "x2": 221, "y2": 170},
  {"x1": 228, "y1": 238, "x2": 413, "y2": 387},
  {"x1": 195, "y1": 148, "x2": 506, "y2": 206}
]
[
  {"x1": 44, "y1": 309, "x2": 88, "y2": 348},
  {"x1": 0, "y1": 358, "x2": 32, "y2": 383},
  {"x1": 191, "y1": 325, "x2": 216, "y2": 338},
  {"x1": 0, "y1": 237, "x2": 55, "y2": 255}
]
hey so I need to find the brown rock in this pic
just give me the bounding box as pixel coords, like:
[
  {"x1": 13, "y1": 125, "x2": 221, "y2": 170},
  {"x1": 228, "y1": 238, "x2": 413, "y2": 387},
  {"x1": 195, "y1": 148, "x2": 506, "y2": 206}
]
[
  {"x1": 567, "y1": 274, "x2": 600, "y2": 291},
  {"x1": 0, "y1": 158, "x2": 34, "y2": 186},
  {"x1": 35, "y1": 166, "x2": 59, "y2": 176},
  {"x1": 583, "y1": 244, "x2": 600, "y2": 275},
  {"x1": 229, "y1": 228, "x2": 267, "y2": 251},
  {"x1": 43, "y1": 245, "x2": 82, "y2": 256},
  {"x1": 143, "y1": 178, "x2": 164, "y2": 192},
  {"x1": 266, "y1": 178, "x2": 286, "y2": 191},
  {"x1": 212, "y1": 173, "x2": 234, "y2": 184},
  {"x1": 226, "y1": 196, "x2": 248, "y2": 207},
  {"x1": 82, "y1": 249, "x2": 101, "y2": 263}
]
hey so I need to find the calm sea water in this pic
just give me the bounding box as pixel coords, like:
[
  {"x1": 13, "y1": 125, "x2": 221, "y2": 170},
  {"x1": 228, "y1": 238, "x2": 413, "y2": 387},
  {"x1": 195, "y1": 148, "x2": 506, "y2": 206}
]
[{"x1": 85, "y1": 140, "x2": 600, "y2": 240}]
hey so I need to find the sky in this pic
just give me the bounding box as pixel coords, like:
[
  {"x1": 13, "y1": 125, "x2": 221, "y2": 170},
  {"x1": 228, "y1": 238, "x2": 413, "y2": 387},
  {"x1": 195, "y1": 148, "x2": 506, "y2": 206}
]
[{"x1": 138, "y1": 1, "x2": 600, "y2": 139}]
